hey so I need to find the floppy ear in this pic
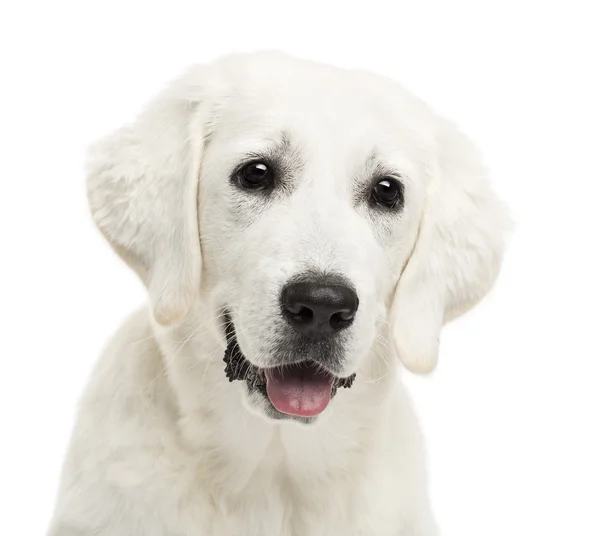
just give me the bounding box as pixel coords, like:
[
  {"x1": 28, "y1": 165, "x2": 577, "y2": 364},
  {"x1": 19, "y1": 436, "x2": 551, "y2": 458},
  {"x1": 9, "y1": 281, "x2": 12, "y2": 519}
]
[
  {"x1": 86, "y1": 79, "x2": 206, "y2": 325},
  {"x1": 392, "y1": 119, "x2": 509, "y2": 373}
]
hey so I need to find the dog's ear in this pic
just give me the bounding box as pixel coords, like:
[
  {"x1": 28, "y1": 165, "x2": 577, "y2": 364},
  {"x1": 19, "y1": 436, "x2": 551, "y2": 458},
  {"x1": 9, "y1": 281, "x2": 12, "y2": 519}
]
[
  {"x1": 391, "y1": 119, "x2": 509, "y2": 373},
  {"x1": 86, "y1": 76, "x2": 207, "y2": 325}
]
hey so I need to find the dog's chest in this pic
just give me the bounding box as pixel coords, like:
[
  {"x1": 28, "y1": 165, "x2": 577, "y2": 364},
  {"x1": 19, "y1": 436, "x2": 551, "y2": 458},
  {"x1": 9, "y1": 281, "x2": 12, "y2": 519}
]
[
  {"x1": 167, "y1": 394, "x2": 408, "y2": 535},
  {"x1": 191, "y1": 471, "x2": 400, "y2": 536},
  {"x1": 167, "y1": 441, "x2": 404, "y2": 536}
]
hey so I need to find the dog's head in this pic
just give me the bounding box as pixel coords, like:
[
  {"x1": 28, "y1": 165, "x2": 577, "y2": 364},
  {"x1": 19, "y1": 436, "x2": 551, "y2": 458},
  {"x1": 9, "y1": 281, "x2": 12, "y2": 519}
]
[{"x1": 87, "y1": 53, "x2": 508, "y2": 423}]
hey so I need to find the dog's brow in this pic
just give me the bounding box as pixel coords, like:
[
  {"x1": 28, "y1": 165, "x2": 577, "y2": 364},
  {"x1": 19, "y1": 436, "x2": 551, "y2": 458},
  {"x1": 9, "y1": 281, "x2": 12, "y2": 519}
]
[
  {"x1": 278, "y1": 132, "x2": 292, "y2": 152},
  {"x1": 359, "y1": 152, "x2": 402, "y2": 181},
  {"x1": 360, "y1": 152, "x2": 383, "y2": 176},
  {"x1": 267, "y1": 131, "x2": 294, "y2": 160},
  {"x1": 366, "y1": 151, "x2": 381, "y2": 167},
  {"x1": 242, "y1": 131, "x2": 294, "y2": 162}
]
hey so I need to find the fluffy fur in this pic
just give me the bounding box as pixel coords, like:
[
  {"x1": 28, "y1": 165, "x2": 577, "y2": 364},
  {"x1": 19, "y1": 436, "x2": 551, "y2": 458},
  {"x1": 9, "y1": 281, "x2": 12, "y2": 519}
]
[{"x1": 48, "y1": 52, "x2": 508, "y2": 536}]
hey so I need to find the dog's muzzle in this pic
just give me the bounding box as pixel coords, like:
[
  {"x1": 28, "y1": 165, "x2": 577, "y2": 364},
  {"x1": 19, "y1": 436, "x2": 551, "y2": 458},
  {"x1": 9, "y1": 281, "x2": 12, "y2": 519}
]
[{"x1": 223, "y1": 316, "x2": 355, "y2": 418}]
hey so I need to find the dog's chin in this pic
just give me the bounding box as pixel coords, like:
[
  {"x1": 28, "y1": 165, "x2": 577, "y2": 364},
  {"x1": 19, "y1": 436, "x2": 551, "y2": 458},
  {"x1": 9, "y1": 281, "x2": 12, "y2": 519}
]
[{"x1": 222, "y1": 315, "x2": 356, "y2": 425}]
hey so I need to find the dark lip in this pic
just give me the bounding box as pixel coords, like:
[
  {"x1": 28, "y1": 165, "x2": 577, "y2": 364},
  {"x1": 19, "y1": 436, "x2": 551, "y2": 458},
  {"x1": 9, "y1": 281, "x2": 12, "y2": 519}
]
[{"x1": 222, "y1": 312, "x2": 356, "y2": 390}]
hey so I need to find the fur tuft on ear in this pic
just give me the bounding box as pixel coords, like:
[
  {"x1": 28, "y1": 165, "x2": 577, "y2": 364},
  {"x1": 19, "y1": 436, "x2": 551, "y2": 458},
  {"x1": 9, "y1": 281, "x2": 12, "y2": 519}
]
[
  {"x1": 86, "y1": 81, "x2": 206, "y2": 325},
  {"x1": 392, "y1": 119, "x2": 510, "y2": 373}
]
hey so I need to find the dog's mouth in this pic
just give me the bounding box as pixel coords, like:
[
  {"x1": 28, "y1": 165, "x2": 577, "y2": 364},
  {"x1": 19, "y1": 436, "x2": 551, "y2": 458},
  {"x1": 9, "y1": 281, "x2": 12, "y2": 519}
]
[{"x1": 223, "y1": 315, "x2": 355, "y2": 418}]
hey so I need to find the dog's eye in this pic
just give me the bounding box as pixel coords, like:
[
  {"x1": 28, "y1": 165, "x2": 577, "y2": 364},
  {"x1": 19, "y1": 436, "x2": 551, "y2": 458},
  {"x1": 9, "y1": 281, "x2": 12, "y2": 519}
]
[
  {"x1": 237, "y1": 161, "x2": 273, "y2": 190},
  {"x1": 370, "y1": 178, "x2": 403, "y2": 209}
]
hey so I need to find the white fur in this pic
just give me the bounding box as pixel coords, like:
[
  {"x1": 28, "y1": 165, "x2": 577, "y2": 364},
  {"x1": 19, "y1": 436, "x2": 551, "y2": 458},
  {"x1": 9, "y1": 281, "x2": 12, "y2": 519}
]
[{"x1": 48, "y1": 52, "x2": 508, "y2": 536}]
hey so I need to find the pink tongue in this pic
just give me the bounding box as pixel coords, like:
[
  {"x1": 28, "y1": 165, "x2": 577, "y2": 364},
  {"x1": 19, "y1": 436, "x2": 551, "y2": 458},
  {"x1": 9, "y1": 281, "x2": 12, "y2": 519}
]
[{"x1": 265, "y1": 363, "x2": 335, "y2": 417}]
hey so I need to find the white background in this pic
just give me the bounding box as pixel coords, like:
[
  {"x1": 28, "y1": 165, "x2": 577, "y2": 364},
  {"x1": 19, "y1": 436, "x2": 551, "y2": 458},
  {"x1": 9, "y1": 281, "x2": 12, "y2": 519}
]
[{"x1": 1, "y1": 1, "x2": 599, "y2": 535}]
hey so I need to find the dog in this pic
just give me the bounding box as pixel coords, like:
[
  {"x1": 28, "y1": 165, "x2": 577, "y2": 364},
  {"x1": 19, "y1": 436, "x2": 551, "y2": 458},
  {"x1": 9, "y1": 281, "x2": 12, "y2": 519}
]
[{"x1": 48, "y1": 52, "x2": 508, "y2": 536}]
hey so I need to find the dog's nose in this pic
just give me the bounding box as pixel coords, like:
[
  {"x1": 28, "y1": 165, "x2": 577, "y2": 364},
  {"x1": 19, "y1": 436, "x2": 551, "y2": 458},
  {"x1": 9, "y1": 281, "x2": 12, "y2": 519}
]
[{"x1": 281, "y1": 276, "x2": 359, "y2": 339}]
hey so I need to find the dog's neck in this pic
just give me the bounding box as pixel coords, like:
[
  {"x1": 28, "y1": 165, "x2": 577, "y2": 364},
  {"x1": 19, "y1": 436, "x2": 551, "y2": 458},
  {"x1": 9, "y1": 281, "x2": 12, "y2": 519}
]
[{"x1": 151, "y1": 305, "x2": 400, "y2": 483}]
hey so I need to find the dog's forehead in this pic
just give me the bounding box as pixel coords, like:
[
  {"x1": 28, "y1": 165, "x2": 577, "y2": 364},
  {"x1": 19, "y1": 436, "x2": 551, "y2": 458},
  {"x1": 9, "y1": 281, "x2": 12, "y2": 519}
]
[{"x1": 207, "y1": 54, "x2": 431, "y2": 155}]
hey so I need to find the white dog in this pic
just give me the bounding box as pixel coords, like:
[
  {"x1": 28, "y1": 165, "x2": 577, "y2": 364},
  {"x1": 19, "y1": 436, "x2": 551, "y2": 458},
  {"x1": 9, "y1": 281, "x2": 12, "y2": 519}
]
[{"x1": 48, "y1": 52, "x2": 508, "y2": 536}]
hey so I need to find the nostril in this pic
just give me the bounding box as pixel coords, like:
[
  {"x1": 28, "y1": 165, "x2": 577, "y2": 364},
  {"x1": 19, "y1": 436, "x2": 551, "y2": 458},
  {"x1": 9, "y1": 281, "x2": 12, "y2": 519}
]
[
  {"x1": 282, "y1": 293, "x2": 315, "y2": 322},
  {"x1": 329, "y1": 309, "x2": 356, "y2": 331},
  {"x1": 338, "y1": 309, "x2": 356, "y2": 322},
  {"x1": 293, "y1": 306, "x2": 313, "y2": 324}
]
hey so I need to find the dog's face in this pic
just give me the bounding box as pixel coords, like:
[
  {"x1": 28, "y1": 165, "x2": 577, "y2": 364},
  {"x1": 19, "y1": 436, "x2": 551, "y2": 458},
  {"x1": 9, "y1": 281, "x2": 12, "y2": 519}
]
[
  {"x1": 198, "y1": 74, "x2": 426, "y2": 419},
  {"x1": 87, "y1": 53, "x2": 507, "y2": 423}
]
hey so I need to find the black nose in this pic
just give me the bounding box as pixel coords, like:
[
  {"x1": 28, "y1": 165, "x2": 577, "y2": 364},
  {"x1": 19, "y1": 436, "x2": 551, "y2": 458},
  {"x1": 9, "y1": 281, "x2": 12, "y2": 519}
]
[{"x1": 281, "y1": 275, "x2": 359, "y2": 339}]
